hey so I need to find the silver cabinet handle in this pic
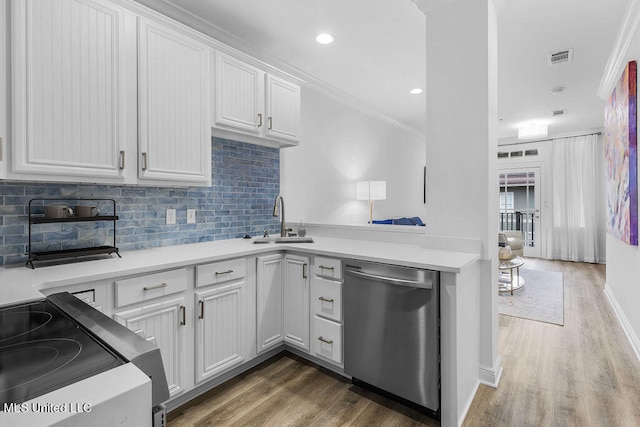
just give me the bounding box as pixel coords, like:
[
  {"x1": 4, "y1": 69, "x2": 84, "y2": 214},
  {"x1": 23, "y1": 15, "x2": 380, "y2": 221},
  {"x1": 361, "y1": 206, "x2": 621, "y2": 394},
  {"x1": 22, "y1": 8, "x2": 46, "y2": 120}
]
[
  {"x1": 180, "y1": 305, "x2": 186, "y2": 326},
  {"x1": 318, "y1": 336, "x2": 333, "y2": 344},
  {"x1": 141, "y1": 152, "x2": 148, "y2": 171},
  {"x1": 257, "y1": 113, "x2": 263, "y2": 127},
  {"x1": 215, "y1": 269, "x2": 233, "y2": 276},
  {"x1": 199, "y1": 300, "x2": 204, "y2": 319},
  {"x1": 319, "y1": 265, "x2": 335, "y2": 271},
  {"x1": 143, "y1": 282, "x2": 167, "y2": 291},
  {"x1": 303, "y1": 263, "x2": 308, "y2": 279},
  {"x1": 119, "y1": 150, "x2": 125, "y2": 170},
  {"x1": 318, "y1": 296, "x2": 334, "y2": 303},
  {"x1": 268, "y1": 116, "x2": 273, "y2": 130}
]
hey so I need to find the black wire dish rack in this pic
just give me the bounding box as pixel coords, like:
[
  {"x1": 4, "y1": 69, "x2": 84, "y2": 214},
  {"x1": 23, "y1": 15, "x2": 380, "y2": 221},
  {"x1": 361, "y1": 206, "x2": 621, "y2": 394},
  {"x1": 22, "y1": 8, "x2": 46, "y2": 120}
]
[{"x1": 27, "y1": 198, "x2": 121, "y2": 269}]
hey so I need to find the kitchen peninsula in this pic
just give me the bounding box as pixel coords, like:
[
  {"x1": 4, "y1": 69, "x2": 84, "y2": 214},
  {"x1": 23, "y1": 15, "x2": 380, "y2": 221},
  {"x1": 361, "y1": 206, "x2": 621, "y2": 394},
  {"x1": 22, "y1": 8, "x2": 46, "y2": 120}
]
[{"x1": 0, "y1": 226, "x2": 481, "y2": 427}]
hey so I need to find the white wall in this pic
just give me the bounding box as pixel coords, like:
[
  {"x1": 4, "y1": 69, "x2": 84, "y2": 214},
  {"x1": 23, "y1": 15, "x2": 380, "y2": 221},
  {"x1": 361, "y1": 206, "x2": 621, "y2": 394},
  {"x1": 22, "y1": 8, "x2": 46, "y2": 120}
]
[
  {"x1": 603, "y1": 0, "x2": 640, "y2": 362},
  {"x1": 424, "y1": 0, "x2": 500, "y2": 390},
  {"x1": 280, "y1": 86, "x2": 427, "y2": 225}
]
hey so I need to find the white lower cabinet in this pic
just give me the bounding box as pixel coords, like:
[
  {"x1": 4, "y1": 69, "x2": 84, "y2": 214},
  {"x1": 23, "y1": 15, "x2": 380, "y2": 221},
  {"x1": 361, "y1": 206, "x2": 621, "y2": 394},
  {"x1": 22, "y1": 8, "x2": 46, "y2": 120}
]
[
  {"x1": 104, "y1": 252, "x2": 343, "y2": 409},
  {"x1": 113, "y1": 295, "x2": 187, "y2": 398},
  {"x1": 312, "y1": 316, "x2": 343, "y2": 365},
  {"x1": 256, "y1": 253, "x2": 284, "y2": 353},
  {"x1": 283, "y1": 254, "x2": 310, "y2": 351},
  {"x1": 194, "y1": 258, "x2": 254, "y2": 383},
  {"x1": 311, "y1": 256, "x2": 344, "y2": 366}
]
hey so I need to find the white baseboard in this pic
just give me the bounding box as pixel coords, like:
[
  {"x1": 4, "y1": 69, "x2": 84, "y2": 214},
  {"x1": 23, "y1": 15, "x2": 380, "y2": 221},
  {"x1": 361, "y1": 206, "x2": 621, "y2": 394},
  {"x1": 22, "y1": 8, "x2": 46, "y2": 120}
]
[
  {"x1": 604, "y1": 283, "x2": 640, "y2": 363},
  {"x1": 479, "y1": 354, "x2": 503, "y2": 388}
]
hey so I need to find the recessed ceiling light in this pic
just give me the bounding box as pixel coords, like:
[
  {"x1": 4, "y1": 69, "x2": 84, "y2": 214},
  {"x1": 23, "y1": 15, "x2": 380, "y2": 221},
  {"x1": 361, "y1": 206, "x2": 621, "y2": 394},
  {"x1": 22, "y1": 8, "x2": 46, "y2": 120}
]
[
  {"x1": 410, "y1": 88, "x2": 423, "y2": 94},
  {"x1": 316, "y1": 33, "x2": 334, "y2": 44}
]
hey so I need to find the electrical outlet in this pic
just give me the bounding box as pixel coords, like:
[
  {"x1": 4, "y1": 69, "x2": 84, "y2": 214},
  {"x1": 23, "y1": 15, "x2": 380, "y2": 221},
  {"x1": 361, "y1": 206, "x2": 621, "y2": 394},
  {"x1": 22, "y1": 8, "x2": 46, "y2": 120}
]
[
  {"x1": 187, "y1": 209, "x2": 196, "y2": 224},
  {"x1": 166, "y1": 208, "x2": 176, "y2": 225}
]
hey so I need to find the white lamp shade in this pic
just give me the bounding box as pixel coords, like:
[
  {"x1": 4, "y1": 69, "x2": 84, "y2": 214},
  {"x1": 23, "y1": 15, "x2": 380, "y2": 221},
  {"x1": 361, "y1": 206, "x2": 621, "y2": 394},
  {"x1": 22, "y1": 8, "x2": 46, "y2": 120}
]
[
  {"x1": 356, "y1": 181, "x2": 370, "y2": 200},
  {"x1": 369, "y1": 181, "x2": 386, "y2": 200}
]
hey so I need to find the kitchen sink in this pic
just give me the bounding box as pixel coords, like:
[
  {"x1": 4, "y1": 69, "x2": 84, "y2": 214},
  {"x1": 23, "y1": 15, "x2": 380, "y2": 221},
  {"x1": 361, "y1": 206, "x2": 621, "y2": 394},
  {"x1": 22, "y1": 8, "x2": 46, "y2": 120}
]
[{"x1": 253, "y1": 236, "x2": 314, "y2": 244}]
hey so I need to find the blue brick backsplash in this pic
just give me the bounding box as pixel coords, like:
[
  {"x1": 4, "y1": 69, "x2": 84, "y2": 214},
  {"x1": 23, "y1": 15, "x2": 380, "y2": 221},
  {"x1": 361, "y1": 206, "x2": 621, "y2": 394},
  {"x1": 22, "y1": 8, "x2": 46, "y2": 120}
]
[{"x1": 0, "y1": 138, "x2": 281, "y2": 266}]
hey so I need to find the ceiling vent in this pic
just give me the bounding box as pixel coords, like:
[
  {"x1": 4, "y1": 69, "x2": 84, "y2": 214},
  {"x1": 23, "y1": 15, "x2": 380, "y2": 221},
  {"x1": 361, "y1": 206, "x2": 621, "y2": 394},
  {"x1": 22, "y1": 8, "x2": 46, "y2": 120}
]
[
  {"x1": 547, "y1": 49, "x2": 573, "y2": 66},
  {"x1": 552, "y1": 109, "x2": 567, "y2": 116}
]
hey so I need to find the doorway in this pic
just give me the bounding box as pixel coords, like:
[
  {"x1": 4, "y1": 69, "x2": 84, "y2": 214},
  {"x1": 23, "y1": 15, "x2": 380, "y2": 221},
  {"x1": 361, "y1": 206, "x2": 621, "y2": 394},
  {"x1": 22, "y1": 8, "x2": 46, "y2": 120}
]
[{"x1": 498, "y1": 167, "x2": 541, "y2": 258}]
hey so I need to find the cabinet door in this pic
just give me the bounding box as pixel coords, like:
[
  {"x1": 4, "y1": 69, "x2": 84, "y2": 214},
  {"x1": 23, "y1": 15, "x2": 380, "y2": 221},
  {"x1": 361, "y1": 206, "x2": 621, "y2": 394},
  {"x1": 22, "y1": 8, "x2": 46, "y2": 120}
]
[
  {"x1": 195, "y1": 280, "x2": 247, "y2": 383},
  {"x1": 113, "y1": 295, "x2": 187, "y2": 398},
  {"x1": 138, "y1": 17, "x2": 211, "y2": 185},
  {"x1": 11, "y1": 0, "x2": 130, "y2": 180},
  {"x1": 214, "y1": 52, "x2": 264, "y2": 134},
  {"x1": 256, "y1": 254, "x2": 284, "y2": 353},
  {"x1": 283, "y1": 254, "x2": 310, "y2": 351},
  {"x1": 265, "y1": 74, "x2": 300, "y2": 142}
]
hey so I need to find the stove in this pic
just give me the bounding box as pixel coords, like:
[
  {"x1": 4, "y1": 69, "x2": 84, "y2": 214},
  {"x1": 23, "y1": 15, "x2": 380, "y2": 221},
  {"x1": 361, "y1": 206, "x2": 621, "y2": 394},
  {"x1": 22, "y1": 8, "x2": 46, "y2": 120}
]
[
  {"x1": 0, "y1": 292, "x2": 169, "y2": 425},
  {"x1": 0, "y1": 298, "x2": 124, "y2": 404}
]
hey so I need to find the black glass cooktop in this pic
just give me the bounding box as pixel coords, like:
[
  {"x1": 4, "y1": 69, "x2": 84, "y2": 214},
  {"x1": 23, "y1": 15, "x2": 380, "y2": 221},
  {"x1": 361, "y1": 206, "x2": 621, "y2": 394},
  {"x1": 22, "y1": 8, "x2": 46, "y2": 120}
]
[{"x1": 0, "y1": 299, "x2": 124, "y2": 406}]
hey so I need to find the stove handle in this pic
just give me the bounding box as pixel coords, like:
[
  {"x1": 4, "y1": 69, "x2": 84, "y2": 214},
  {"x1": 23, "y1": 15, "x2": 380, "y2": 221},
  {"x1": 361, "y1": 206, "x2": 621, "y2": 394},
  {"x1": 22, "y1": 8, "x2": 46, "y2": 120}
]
[{"x1": 180, "y1": 305, "x2": 186, "y2": 326}]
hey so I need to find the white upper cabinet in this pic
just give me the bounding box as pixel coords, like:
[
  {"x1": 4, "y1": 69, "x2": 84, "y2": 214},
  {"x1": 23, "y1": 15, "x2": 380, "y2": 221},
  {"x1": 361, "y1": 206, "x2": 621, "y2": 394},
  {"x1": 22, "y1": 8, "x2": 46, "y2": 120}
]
[
  {"x1": 214, "y1": 52, "x2": 264, "y2": 135},
  {"x1": 11, "y1": 0, "x2": 132, "y2": 181},
  {"x1": 213, "y1": 53, "x2": 301, "y2": 147},
  {"x1": 137, "y1": 17, "x2": 211, "y2": 185},
  {"x1": 6, "y1": 0, "x2": 300, "y2": 185},
  {"x1": 265, "y1": 75, "x2": 301, "y2": 143}
]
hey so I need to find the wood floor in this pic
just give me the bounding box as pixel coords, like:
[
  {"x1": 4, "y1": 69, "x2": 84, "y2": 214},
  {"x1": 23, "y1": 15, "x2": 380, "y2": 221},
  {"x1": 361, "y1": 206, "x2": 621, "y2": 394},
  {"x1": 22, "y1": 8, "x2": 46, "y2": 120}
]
[{"x1": 168, "y1": 259, "x2": 640, "y2": 427}]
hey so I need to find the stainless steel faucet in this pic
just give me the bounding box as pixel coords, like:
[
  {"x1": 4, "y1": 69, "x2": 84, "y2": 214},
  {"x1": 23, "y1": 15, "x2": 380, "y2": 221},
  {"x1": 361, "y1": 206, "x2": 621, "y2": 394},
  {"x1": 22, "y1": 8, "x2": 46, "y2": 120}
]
[{"x1": 273, "y1": 194, "x2": 286, "y2": 237}]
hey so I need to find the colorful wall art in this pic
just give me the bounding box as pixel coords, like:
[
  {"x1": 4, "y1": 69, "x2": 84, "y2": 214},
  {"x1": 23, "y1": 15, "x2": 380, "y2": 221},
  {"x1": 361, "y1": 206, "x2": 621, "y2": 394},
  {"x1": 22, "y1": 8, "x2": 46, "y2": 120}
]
[{"x1": 605, "y1": 60, "x2": 638, "y2": 246}]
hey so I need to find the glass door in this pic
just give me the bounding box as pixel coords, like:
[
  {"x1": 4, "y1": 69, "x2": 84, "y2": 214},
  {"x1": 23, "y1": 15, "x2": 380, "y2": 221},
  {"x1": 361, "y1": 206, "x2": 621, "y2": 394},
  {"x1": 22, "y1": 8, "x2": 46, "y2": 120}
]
[{"x1": 498, "y1": 167, "x2": 541, "y2": 258}]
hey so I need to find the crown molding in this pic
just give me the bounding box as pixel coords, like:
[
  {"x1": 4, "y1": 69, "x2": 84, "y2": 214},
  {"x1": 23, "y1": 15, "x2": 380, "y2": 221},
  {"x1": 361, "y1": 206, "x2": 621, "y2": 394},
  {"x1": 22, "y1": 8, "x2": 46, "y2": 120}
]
[
  {"x1": 133, "y1": 0, "x2": 425, "y2": 138},
  {"x1": 598, "y1": 0, "x2": 640, "y2": 100}
]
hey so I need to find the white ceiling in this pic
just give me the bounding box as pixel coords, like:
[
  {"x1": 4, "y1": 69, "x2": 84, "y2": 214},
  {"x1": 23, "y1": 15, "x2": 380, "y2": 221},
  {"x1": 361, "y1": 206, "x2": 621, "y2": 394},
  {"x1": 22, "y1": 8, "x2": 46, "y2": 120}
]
[
  {"x1": 146, "y1": 0, "x2": 628, "y2": 142},
  {"x1": 496, "y1": 0, "x2": 628, "y2": 143}
]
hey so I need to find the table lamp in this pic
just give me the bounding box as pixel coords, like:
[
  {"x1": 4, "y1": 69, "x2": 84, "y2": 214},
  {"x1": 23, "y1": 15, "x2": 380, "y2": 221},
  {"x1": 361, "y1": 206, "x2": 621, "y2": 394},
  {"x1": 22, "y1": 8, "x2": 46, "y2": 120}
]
[{"x1": 356, "y1": 180, "x2": 386, "y2": 223}]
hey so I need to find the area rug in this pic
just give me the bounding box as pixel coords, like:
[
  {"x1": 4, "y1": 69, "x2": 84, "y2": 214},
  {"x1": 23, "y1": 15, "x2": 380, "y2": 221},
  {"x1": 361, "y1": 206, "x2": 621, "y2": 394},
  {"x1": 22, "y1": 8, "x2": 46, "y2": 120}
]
[{"x1": 498, "y1": 268, "x2": 564, "y2": 325}]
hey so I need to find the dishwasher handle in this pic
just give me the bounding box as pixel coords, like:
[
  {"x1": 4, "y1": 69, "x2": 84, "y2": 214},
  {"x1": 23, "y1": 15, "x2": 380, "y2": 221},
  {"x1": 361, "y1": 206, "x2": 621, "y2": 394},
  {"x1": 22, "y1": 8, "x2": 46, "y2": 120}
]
[{"x1": 345, "y1": 268, "x2": 432, "y2": 289}]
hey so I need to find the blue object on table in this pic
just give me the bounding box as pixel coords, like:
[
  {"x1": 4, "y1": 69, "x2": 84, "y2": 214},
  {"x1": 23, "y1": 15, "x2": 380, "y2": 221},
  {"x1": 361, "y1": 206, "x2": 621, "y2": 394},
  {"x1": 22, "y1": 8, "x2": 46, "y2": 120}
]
[
  {"x1": 371, "y1": 219, "x2": 393, "y2": 224},
  {"x1": 371, "y1": 217, "x2": 425, "y2": 226},
  {"x1": 392, "y1": 217, "x2": 413, "y2": 225},
  {"x1": 409, "y1": 216, "x2": 425, "y2": 226}
]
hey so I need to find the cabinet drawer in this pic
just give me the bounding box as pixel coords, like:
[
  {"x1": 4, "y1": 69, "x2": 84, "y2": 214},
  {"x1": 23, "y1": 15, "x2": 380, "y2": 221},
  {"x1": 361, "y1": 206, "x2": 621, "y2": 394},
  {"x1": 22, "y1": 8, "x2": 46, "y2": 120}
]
[
  {"x1": 311, "y1": 276, "x2": 342, "y2": 322},
  {"x1": 314, "y1": 256, "x2": 342, "y2": 280},
  {"x1": 313, "y1": 316, "x2": 342, "y2": 365},
  {"x1": 115, "y1": 268, "x2": 187, "y2": 308},
  {"x1": 196, "y1": 258, "x2": 246, "y2": 287}
]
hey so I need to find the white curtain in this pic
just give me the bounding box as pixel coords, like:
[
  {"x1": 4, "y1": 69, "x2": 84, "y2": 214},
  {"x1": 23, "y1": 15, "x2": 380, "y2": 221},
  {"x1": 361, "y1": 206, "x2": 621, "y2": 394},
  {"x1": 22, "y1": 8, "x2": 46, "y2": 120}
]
[{"x1": 543, "y1": 134, "x2": 606, "y2": 263}]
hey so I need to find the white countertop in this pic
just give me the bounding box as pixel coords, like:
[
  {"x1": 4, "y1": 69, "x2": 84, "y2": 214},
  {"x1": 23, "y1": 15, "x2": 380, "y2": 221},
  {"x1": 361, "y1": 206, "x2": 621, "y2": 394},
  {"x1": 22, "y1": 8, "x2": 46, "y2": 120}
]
[{"x1": 0, "y1": 236, "x2": 480, "y2": 307}]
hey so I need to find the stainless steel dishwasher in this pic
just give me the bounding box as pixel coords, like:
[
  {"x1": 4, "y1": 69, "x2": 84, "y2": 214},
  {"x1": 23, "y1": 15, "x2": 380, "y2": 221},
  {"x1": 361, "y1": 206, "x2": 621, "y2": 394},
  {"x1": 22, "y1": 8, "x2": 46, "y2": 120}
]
[{"x1": 343, "y1": 259, "x2": 440, "y2": 415}]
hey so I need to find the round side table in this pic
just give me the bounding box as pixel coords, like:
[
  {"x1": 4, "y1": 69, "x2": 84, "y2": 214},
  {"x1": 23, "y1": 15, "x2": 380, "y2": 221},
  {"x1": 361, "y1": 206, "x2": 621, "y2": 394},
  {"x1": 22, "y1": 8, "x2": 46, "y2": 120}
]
[{"x1": 498, "y1": 256, "x2": 525, "y2": 295}]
